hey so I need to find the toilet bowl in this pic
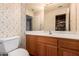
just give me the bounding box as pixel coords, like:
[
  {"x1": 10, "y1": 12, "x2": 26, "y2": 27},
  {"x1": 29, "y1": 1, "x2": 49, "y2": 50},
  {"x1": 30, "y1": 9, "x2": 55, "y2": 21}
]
[{"x1": 0, "y1": 36, "x2": 29, "y2": 56}]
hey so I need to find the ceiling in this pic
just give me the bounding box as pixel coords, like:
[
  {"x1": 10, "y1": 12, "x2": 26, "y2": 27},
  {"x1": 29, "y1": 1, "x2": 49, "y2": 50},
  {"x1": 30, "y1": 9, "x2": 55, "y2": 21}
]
[
  {"x1": 25, "y1": 3, "x2": 70, "y2": 12},
  {"x1": 45, "y1": 3, "x2": 70, "y2": 12},
  {"x1": 25, "y1": 3, "x2": 45, "y2": 12}
]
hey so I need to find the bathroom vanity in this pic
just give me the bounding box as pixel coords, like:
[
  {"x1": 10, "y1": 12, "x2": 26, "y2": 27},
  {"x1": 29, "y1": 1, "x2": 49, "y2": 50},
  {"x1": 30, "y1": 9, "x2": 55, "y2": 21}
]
[{"x1": 26, "y1": 31, "x2": 79, "y2": 56}]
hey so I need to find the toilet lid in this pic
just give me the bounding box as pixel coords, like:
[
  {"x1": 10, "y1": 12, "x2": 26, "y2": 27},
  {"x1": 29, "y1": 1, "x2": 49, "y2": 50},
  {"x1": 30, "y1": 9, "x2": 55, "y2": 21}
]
[{"x1": 8, "y1": 48, "x2": 29, "y2": 56}]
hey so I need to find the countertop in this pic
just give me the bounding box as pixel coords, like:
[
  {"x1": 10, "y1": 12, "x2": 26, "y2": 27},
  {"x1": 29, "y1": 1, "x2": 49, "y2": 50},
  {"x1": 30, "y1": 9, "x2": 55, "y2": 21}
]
[{"x1": 26, "y1": 31, "x2": 79, "y2": 40}]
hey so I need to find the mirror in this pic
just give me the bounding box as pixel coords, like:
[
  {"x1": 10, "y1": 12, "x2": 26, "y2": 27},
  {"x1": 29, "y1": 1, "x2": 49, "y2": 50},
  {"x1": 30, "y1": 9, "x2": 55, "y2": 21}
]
[
  {"x1": 44, "y1": 3, "x2": 70, "y2": 31},
  {"x1": 25, "y1": 3, "x2": 77, "y2": 32}
]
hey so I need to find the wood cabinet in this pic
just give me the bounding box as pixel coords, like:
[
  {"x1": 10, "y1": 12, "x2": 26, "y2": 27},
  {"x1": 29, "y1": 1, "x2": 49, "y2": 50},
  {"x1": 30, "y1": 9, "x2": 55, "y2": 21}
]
[
  {"x1": 26, "y1": 35, "x2": 38, "y2": 55},
  {"x1": 26, "y1": 35, "x2": 79, "y2": 56},
  {"x1": 59, "y1": 39, "x2": 79, "y2": 50},
  {"x1": 58, "y1": 48, "x2": 79, "y2": 56},
  {"x1": 37, "y1": 36, "x2": 58, "y2": 56},
  {"x1": 58, "y1": 38, "x2": 79, "y2": 56},
  {"x1": 37, "y1": 42, "x2": 57, "y2": 56},
  {"x1": 26, "y1": 35, "x2": 58, "y2": 56},
  {"x1": 38, "y1": 36, "x2": 57, "y2": 46}
]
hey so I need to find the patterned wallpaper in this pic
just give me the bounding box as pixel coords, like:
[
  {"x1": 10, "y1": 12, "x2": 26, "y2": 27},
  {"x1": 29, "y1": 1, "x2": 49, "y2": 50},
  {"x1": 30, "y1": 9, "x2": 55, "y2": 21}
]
[{"x1": 0, "y1": 4, "x2": 22, "y2": 38}]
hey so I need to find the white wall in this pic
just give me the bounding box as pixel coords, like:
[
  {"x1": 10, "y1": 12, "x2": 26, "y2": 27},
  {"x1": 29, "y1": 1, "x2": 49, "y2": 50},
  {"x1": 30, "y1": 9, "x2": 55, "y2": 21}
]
[
  {"x1": 20, "y1": 4, "x2": 27, "y2": 49},
  {"x1": 44, "y1": 8, "x2": 69, "y2": 31},
  {"x1": 0, "y1": 3, "x2": 21, "y2": 38},
  {"x1": 0, "y1": 3, "x2": 30, "y2": 49},
  {"x1": 33, "y1": 10, "x2": 44, "y2": 30},
  {"x1": 21, "y1": 4, "x2": 38, "y2": 48},
  {"x1": 26, "y1": 8, "x2": 34, "y2": 17},
  {"x1": 0, "y1": 3, "x2": 27, "y2": 49},
  {"x1": 70, "y1": 4, "x2": 77, "y2": 32},
  {"x1": 76, "y1": 4, "x2": 79, "y2": 33}
]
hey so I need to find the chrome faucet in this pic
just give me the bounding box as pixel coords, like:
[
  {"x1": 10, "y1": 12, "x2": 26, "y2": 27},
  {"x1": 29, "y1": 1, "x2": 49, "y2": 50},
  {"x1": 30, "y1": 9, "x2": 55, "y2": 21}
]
[{"x1": 49, "y1": 30, "x2": 52, "y2": 34}]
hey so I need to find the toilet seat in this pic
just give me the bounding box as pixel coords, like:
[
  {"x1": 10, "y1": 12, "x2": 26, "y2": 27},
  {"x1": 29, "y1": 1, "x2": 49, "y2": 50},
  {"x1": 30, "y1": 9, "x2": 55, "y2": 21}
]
[{"x1": 8, "y1": 48, "x2": 29, "y2": 56}]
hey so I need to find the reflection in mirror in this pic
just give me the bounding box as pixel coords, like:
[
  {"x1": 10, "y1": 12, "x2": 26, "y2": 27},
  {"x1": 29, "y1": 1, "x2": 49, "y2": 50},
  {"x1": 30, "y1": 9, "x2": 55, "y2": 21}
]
[
  {"x1": 55, "y1": 14, "x2": 66, "y2": 31},
  {"x1": 25, "y1": 3, "x2": 76, "y2": 32},
  {"x1": 26, "y1": 15, "x2": 32, "y2": 31},
  {"x1": 44, "y1": 3, "x2": 70, "y2": 31}
]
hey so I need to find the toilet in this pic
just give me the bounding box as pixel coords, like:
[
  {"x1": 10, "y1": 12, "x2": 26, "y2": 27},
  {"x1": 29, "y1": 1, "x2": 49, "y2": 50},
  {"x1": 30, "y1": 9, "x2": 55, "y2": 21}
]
[
  {"x1": 0, "y1": 36, "x2": 29, "y2": 56},
  {"x1": 8, "y1": 48, "x2": 29, "y2": 56}
]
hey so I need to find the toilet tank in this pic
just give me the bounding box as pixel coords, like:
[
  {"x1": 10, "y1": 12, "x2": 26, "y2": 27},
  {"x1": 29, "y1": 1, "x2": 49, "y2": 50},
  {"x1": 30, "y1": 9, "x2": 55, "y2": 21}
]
[{"x1": 0, "y1": 36, "x2": 21, "y2": 53}]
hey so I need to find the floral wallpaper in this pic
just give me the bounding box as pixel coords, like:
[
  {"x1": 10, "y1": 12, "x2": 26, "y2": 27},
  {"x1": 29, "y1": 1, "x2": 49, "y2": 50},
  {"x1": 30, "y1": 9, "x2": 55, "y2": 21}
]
[{"x1": 0, "y1": 4, "x2": 22, "y2": 38}]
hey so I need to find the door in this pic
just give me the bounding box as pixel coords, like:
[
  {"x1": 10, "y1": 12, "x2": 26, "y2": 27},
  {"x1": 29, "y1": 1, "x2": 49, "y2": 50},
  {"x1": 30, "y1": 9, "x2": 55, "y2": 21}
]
[
  {"x1": 37, "y1": 42, "x2": 58, "y2": 56},
  {"x1": 26, "y1": 15, "x2": 32, "y2": 31},
  {"x1": 26, "y1": 35, "x2": 38, "y2": 55}
]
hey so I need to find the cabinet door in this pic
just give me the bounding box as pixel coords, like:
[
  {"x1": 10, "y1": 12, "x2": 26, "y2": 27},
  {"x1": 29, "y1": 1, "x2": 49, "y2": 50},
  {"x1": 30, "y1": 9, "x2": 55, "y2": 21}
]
[
  {"x1": 37, "y1": 42, "x2": 58, "y2": 56},
  {"x1": 26, "y1": 35, "x2": 30, "y2": 51},
  {"x1": 46, "y1": 44, "x2": 57, "y2": 56},
  {"x1": 26, "y1": 35, "x2": 38, "y2": 55},
  {"x1": 37, "y1": 43, "x2": 46, "y2": 56},
  {"x1": 59, "y1": 48, "x2": 79, "y2": 56}
]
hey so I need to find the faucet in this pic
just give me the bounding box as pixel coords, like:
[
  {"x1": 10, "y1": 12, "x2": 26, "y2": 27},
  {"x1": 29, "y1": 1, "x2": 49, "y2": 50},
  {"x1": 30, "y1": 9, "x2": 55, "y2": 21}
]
[{"x1": 49, "y1": 30, "x2": 52, "y2": 34}]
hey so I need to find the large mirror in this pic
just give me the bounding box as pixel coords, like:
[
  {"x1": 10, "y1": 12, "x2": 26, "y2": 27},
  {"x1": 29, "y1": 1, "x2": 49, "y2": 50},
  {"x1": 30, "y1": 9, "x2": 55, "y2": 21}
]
[
  {"x1": 44, "y1": 3, "x2": 70, "y2": 31},
  {"x1": 25, "y1": 3, "x2": 77, "y2": 32}
]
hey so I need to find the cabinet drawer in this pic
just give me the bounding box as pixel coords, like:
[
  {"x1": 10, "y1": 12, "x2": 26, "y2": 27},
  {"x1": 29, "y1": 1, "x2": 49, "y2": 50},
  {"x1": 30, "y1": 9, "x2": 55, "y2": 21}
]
[
  {"x1": 38, "y1": 36, "x2": 57, "y2": 46},
  {"x1": 59, "y1": 39, "x2": 79, "y2": 51},
  {"x1": 59, "y1": 48, "x2": 79, "y2": 56},
  {"x1": 26, "y1": 35, "x2": 38, "y2": 40}
]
